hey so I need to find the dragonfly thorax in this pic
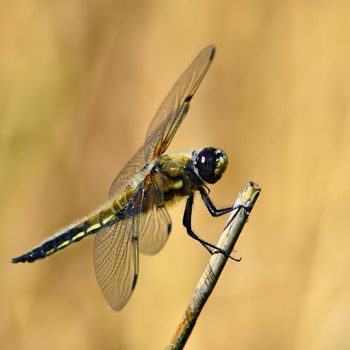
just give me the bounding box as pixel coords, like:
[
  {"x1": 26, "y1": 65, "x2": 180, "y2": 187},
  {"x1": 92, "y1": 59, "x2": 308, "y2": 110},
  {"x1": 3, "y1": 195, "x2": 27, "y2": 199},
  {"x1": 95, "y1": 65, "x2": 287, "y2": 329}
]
[{"x1": 194, "y1": 147, "x2": 228, "y2": 184}]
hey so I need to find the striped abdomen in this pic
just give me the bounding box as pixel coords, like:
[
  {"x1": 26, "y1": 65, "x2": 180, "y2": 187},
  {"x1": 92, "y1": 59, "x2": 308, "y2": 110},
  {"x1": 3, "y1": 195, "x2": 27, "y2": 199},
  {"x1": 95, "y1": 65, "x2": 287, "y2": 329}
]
[{"x1": 12, "y1": 199, "x2": 126, "y2": 263}]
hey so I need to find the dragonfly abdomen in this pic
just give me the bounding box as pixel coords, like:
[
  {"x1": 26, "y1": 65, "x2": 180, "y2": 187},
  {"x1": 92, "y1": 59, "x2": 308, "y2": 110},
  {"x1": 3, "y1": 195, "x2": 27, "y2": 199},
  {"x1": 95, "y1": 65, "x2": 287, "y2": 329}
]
[
  {"x1": 12, "y1": 220, "x2": 96, "y2": 263},
  {"x1": 12, "y1": 203, "x2": 122, "y2": 264}
]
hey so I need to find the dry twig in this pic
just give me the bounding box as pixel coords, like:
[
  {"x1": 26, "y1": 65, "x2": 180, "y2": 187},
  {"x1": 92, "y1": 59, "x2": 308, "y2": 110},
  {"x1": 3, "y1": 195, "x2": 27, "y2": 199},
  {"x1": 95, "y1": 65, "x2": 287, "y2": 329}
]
[{"x1": 166, "y1": 181, "x2": 261, "y2": 350}]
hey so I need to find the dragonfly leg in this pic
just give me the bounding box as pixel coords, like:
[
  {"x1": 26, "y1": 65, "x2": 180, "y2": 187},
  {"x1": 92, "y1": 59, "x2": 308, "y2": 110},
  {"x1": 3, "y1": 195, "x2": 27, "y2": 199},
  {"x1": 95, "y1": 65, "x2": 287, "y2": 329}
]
[
  {"x1": 183, "y1": 193, "x2": 240, "y2": 261},
  {"x1": 199, "y1": 187, "x2": 250, "y2": 217}
]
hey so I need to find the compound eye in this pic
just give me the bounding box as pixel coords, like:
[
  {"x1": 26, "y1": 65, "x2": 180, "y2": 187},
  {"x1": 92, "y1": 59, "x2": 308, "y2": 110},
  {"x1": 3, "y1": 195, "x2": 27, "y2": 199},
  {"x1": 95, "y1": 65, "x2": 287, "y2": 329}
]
[{"x1": 196, "y1": 147, "x2": 219, "y2": 184}]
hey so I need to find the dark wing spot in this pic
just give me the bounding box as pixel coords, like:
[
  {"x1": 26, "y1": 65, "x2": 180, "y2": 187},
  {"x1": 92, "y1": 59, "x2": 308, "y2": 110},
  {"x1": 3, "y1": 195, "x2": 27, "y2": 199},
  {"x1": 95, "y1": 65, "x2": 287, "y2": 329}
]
[
  {"x1": 209, "y1": 46, "x2": 216, "y2": 61},
  {"x1": 132, "y1": 274, "x2": 138, "y2": 290},
  {"x1": 184, "y1": 94, "x2": 193, "y2": 103}
]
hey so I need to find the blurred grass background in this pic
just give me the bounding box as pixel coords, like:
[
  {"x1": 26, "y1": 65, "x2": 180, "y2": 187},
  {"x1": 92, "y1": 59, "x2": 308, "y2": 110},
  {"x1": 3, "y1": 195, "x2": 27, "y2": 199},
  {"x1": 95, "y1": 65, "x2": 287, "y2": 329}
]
[{"x1": 1, "y1": 1, "x2": 350, "y2": 349}]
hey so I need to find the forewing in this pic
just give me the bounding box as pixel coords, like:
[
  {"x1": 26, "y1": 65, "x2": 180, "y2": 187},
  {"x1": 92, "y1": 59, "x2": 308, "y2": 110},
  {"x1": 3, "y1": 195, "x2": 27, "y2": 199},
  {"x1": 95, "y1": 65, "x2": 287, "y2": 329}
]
[
  {"x1": 109, "y1": 46, "x2": 215, "y2": 199},
  {"x1": 144, "y1": 45, "x2": 215, "y2": 160},
  {"x1": 108, "y1": 146, "x2": 146, "y2": 199},
  {"x1": 138, "y1": 171, "x2": 172, "y2": 255},
  {"x1": 139, "y1": 205, "x2": 171, "y2": 255},
  {"x1": 94, "y1": 215, "x2": 139, "y2": 311}
]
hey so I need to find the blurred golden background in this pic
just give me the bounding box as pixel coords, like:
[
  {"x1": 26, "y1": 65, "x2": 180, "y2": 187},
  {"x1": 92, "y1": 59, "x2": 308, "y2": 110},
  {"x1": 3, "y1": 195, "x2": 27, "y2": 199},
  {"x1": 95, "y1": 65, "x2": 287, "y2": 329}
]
[{"x1": 1, "y1": 1, "x2": 350, "y2": 349}]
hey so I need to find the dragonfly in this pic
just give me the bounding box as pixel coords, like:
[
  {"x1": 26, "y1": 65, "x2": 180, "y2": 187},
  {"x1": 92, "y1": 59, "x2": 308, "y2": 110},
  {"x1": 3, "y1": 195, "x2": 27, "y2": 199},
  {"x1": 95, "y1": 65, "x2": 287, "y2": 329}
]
[{"x1": 12, "y1": 45, "x2": 240, "y2": 310}]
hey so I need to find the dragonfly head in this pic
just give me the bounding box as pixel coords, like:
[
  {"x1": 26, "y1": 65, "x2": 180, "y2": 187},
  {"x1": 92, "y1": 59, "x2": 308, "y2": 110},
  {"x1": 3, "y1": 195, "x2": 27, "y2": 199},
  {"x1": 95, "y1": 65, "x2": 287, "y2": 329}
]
[{"x1": 194, "y1": 147, "x2": 228, "y2": 184}]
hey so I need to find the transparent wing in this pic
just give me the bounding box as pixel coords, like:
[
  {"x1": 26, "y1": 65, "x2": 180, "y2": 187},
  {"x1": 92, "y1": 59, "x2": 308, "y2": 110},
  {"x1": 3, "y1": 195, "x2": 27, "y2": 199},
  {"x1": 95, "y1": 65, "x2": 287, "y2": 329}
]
[
  {"x1": 108, "y1": 45, "x2": 215, "y2": 199},
  {"x1": 108, "y1": 146, "x2": 146, "y2": 199},
  {"x1": 138, "y1": 171, "x2": 171, "y2": 254},
  {"x1": 139, "y1": 205, "x2": 171, "y2": 255},
  {"x1": 95, "y1": 171, "x2": 171, "y2": 309},
  {"x1": 144, "y1": 45, "x2": 215, "y2": 160},
  {"x1": 94, "y1": 216, "x2": 139, "y2": 311}
]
